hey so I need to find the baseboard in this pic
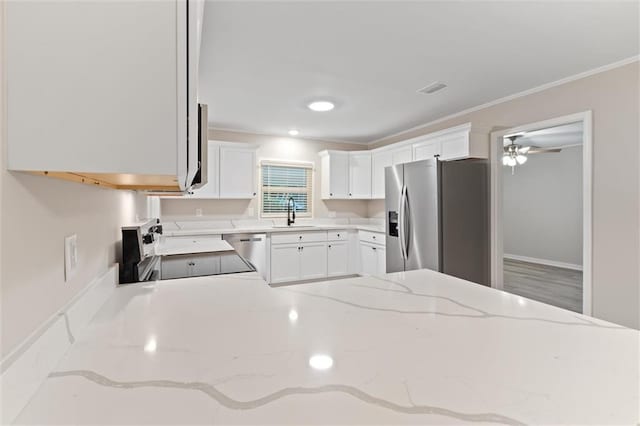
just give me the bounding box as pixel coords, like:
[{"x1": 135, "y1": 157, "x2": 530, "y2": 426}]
[
  {"x1": 504, "y1": 254, "x2": 583, "y2": 271},
  {"x1": 0, "y1": 265, "x2": 118, "y2": 424}
]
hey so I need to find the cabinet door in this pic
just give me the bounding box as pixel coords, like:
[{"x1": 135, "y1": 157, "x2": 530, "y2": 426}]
[
  {"x1": 413, "y1": 140, "x2": 442, "y2": 161},
  {"x1": 271, "y1": 244, "x2": 300, "y2": 283},
  {"x1": 376, "y1": 247, "x2": 387, "y2": 276},
  {"x1": 189, "y1": 142, "x2": 219, "y2": 198},
  {"x1": 359, "y1": 242, "x2": 378, "y2": 276},
  {"x1": 328, "y1": 152, "x2": 349, "y2": 199},
  {"x1": 327, "y1": 242, "x2": 349, "y2": 277},
  {"x1": 372, "y1": 150, "x2": 392, "y2": 199},
  {"x1": 439, "y1": 132, "x2": 470, "y2": 161},
  {"x1": 349, "y1": 152, "x2": 372, "y2": 199},
  {"x1": 219, "y1": 146, "x2": 256, "y2": 198},
  {"x1": 189, "y1": 254, "x2": 220, "y2": 277},
  {"x1": 300, "y1": 242, "x2": 328, "y2": 280},
  {"x1": 161, "y1": 255, "x2": 191, "y2": 280},
  {"x1": 392, "y1": 146, "x2": 413, "y2": 165}
]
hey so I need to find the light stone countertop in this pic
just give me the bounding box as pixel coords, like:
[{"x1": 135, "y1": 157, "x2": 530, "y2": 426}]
[
  {"x1": 163, "y1": 223, "x2": 386, "y2": 237},
  {"x1": 14, "y1": 270, "x2": 639, "y2": 425},
  {"x1": 154, "y1": 239, "x2": 234, "y2": 256}
]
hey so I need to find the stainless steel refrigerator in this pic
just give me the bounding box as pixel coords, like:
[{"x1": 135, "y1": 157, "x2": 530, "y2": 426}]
[{"x1": 385, "y1": 158, "x2": 489, "y2": 286}]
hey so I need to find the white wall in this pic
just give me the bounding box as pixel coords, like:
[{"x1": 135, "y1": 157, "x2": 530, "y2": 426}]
[
  {"x1": 503, "y1": 146, "x2": 583, "y2": 267},
  {"x1": 372, "y1": 62, "x2": 639, "y2": 329},
  {"x1": 0, "y1": 7, "x2": 146, "y2": 358},
  {"x1": 161, "y1": 129, "x2": 370, "y2": 220}
]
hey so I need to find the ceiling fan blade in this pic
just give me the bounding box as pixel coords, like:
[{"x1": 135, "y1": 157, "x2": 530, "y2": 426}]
[
  {"x1": 519, "y1": 146, "x2": 531, "y2": 154},
  {"x1": 528, "y1": 148, "x2": 562, "y2": 154}
]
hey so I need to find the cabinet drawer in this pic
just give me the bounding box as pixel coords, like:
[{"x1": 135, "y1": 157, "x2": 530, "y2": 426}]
[
  {"x1": 271, "y1": 231, "x2": 327, "y2": 245},
  {"x1": 327, "y1": 230, "x2": 348, "y2": 241},
  {"x1": 359, "y1": 230, "x2": 384, "y2": 245}
]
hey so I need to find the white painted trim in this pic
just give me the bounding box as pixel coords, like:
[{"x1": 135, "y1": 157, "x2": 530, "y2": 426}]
[
  {"x1": 490, "y1": 111, "x2": 593, "y2": 316},
  {"x1": 370, "y1": 56, "x2": 638, "y2": 146},
  {"x1": 0, "y1": 265, "x2": 118, "y2": 424},
  {"x1": 503, "y1": 253, "x2": 583, "y2": 272}
]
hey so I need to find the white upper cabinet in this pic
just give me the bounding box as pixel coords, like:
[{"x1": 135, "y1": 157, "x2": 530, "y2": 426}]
[
  {"x1": 391, "y1": 146, "x2": 413, "y2": 164},
  {"x1": 372, "y1": 150, "x2": 393, "y2": 199},
  {"x1": 319, "y1": 150, "x2": 371, "y2": 199},
  {"x1": 219, "y1": 144, "x2": 257, "y2": 199},
  {"x1": 320, "y1": 151, "x2": 349, "y2": 199},
  {"x1": 6, "y1": 0, "x2": 204, "y2": 191},
  {"x1": 188, "y1": 142, "x2": 220, "y2": 199},
  {"x1": 187, "y1": 141, "x2": 256, "y2": 199},
  {"x1": 372, "y1": 146, "x2": 414, "y2": 199},
  {"x1": 348, "y1": 152, "x2": 372, "y2": 199},
  {"x1": 412, "y1": 123, "x2": 488, "y2": 162},
  {"x1": 320, "y1": 124, "x2": 486, "y2": 200},
  {"x1": 413, "y1": 139, "x2": 442, "y2": 161}
]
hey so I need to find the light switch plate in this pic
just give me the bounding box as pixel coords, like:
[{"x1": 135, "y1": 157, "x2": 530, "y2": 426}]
[{"x1": 64, "y1": 234, "x2": 78, "y2": 281}]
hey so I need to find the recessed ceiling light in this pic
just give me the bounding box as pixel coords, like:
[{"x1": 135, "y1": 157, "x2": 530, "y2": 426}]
[
  {"x1": 307, "y1": 101, "x2": 335, "y2": 112},
  {"x1": 288, "y1": 309, "x2": 299, "y2": 322},
  {"x1": 309, "y1": 354, "x2": 334, "y2": 370},
  {"x1": 144, "y1": 336, "x2": 157, "y2": 353},
  {"x1": 288, "y1": 129, "x2": 299, "y2": 136}
]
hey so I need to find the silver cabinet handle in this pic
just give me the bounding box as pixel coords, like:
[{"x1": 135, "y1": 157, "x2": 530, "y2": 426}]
[{"x1": 372, "y1": 247, "x2": 377, "y2": 251}]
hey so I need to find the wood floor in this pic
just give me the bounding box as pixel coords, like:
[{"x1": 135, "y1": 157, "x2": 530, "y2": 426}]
[{"x1": 503, "y1": 259, "x2": 583, "y2": 313}]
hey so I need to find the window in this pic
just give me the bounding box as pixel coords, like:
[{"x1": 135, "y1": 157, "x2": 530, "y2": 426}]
[{"x1": 261, "y1": 161, "x2": 313, "y2": 217}]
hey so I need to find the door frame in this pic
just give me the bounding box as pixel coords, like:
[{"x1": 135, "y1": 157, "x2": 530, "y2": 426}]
[{"x1": 489, "y1": 111, "x2": 593, "y2": 315}]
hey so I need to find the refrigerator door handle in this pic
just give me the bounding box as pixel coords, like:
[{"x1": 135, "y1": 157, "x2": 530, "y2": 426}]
[
  {"x1": 403, "y1": 186, "x2": 411, "y2": 258},
  {"x1": 398, "y1": 185, "x2": 408, "y2": 261}
]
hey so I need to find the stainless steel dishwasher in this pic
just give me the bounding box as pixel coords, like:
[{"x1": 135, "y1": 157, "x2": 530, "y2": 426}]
[{"x1": 222, "y1": 233, "x2": 266, "y2": 279}]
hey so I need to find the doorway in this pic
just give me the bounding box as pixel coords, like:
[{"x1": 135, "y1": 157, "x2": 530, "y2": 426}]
[{"x1": 490, "y1": 112, "x2": 592, "y2": 315}]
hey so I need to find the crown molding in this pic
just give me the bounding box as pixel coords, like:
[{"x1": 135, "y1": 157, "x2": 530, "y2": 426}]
[
  {"x1": 368, "y1": 55, "x2": 640, "y2": 146},
  {"x1": 207, "y1": 126, "x2": 370, "y2": 147}
]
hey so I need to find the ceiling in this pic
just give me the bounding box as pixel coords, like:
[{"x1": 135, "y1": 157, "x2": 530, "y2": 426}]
[
  {"x1": 505, "y1": 122, "x2": 584, "y2": 149},
  {"x1": 199, "y1": 1, "x2": 638, "y2": 144}
]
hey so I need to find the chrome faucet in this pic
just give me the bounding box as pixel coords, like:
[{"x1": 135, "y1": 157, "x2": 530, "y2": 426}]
[{"x1": 287, "y1": 196, "x2": 296, "y2": 226}]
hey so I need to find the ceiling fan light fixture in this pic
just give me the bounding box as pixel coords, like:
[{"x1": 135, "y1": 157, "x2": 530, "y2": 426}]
[
  {"x1": 506, "y1": 157, "x2": 517, "y2": 167},
  {"x1": 502, "y1": 155, "x2": 510, "y2": 166},
  {"x1": 516, "y1": 155, "x2": 527, "y2": 165}
]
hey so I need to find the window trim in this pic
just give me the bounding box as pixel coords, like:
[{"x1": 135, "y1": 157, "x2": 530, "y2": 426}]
[{"x1": 260, "y1": 160, "x2": 314, "y2": 218}]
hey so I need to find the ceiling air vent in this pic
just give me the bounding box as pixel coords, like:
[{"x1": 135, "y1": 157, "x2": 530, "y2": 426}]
[{"x1": 417, "y1": 81, "x2": 447, "y2": 95}]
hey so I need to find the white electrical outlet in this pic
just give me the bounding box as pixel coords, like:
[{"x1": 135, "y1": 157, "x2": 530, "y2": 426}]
[
  {"x1": 64, "y1": 234, "x2": 78, "y2": 281},
  {"x1": 195, "y1": 208, "x2": 203, "y2": 217}
]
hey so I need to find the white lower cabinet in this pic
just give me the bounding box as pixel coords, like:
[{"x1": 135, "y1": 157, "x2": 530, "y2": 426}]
[
  {"x1": 271, "y1": 244, "x2": 301, "y2": 283},
  {"x1": 271, "y1": 242, "x2": 328, "y2": 283},
  {"x1": 161, "y1": 253, "x2": 220, "y2": 280},
  {"x1": 359, "y1": 242, "x2": 386, "y2": 276},
  {"x1": 327, "y1": 241, "x2": 349, "y2": 277},
  {"x1": 270, "y1": 230, "x2": 357, "y2": 284},
  {"x1": 300, "y1": 242, "x2": 328, "y2": 280}
]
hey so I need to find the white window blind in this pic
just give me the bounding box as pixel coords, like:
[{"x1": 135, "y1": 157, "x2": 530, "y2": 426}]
[{"x1": 261, "y1": 162, "x2": 313, "y2": 217}]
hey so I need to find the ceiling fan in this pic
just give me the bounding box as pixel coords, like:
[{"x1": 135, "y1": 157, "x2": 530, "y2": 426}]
[{"x1": 503, "y1": 134, "x2": 561, "y2": 173}]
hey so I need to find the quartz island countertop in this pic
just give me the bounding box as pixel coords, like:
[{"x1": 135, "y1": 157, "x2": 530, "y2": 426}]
[{"x1": 14, "y1": 270, "x2": 639, "y2": 425}]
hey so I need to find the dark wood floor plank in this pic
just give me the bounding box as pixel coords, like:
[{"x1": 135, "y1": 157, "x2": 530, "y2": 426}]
[{"x1": 503, "y1": 259, "x2": 583, "y2": 313}]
